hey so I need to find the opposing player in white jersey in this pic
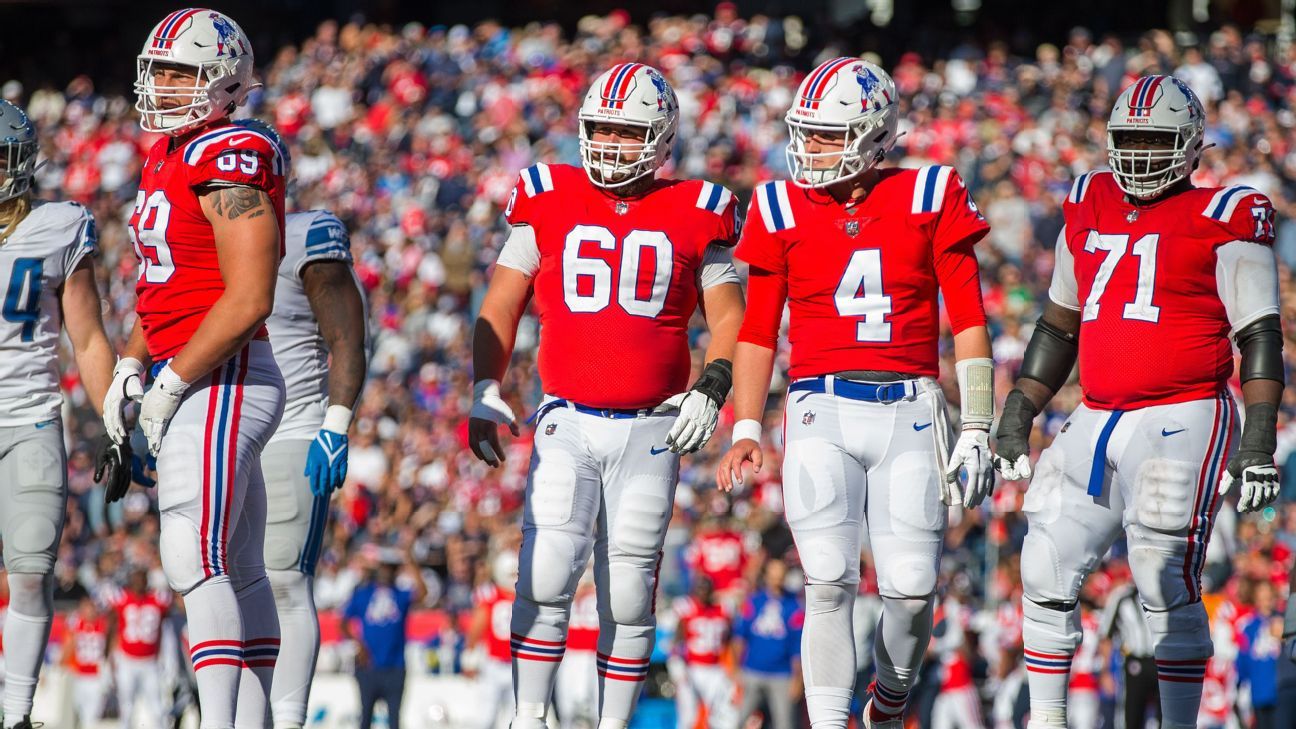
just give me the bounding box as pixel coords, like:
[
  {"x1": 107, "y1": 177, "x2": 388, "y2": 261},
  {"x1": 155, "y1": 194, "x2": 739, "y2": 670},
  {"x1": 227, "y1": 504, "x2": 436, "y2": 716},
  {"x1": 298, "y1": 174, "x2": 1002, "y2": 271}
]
[
  {"x1": 469, "y1": 63, "x2": 745, "y2": 729},
  {"x1": 0, "y1": 99, "x2": 117, "y2": 729},
  {"x1": 241, "y1": 120, "x2": 368, "y2": 729}
]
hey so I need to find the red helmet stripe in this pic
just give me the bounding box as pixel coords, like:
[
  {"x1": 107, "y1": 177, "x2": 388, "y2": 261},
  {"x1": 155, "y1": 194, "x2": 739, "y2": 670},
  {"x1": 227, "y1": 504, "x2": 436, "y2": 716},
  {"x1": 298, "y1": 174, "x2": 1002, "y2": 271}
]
[
  {"x1": 802, "y1": 57, "x2": 857, "y2": 110},
  {"x1": 156, "y1": 8, "x2": 204, "y2": 49},
  {"x1": 601, "y1": 63, "x2": 628, "y2": 104},
  {"x1": 609, "y1": 63, "x2": 643, "y2": 109}
]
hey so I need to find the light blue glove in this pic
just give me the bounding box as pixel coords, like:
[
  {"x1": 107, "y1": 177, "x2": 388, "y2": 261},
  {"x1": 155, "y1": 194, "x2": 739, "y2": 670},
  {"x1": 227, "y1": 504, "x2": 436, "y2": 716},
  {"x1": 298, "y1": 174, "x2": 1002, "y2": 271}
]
[{"x1": 305, "y1": 429, "x2": 348, "y2": 497}]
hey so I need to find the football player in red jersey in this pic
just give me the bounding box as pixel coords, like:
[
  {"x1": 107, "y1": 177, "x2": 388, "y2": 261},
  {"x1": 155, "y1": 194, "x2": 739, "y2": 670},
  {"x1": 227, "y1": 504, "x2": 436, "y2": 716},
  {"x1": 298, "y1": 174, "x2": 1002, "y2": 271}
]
[
  {"x1": 469, "y1": 63, "x2": 745, "y2": 729},
  {"x1": 992, "y1": 75, "x2": 1284, "y2": 729},
  {"x1": 101, "y1": 10, "x2": 288, "y2": 728},
  {"x1": 716, "y1": 58, "x2": 995, "y2": 729}
]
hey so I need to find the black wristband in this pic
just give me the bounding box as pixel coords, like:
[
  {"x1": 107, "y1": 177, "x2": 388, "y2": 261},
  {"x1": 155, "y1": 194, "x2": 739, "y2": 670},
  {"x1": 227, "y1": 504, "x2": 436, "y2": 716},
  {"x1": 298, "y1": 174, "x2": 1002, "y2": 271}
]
[
  {"x1": 692, "y1": 359, "x2": 733, "y2": 408},
  {"x1": 1240, "y1": 401, "x2": 1279, "y2": 457},
  {"x1": 1236, "y1": 315, "x2": 1284, "y2": 384},
  {"x1": 1020, "y1": 317, "x2": 1078, "y2": 393},
  {"x1": 999, "y1": 389, "x2": 1038, "y2": 433}
]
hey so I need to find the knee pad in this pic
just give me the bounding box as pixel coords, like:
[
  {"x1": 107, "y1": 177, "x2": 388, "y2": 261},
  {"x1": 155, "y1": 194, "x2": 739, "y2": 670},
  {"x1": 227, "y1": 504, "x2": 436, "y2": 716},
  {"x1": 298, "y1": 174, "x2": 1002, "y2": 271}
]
[
  {"x1": 1144, "y1": 602, "x2": 1212, "y2": 661},
  {"x1": 1021, "y1": 597, "x2": 1081, "y2": 655},
  {"x1": 1127, "y1": 535, "x2": 1194, "y2": 612},
  {"x1": 516, "y1": 527, "x2": 583, "y2": 605},
  {"x1": 611, "y1": 478, "x2": 672, "y2": 558},
  {"x1": 5, "y1": 572, "x2": 52, "y2": 615},
  {"x1": 159, "y1": 516, "x2": 208, "y2": 594},
  {"x1": 798, "y1": 536, "x2": 852, "y2": 584},
  {"x1": 1133, "y1": 458, "x2": 1197, "y2": 533},
  {"x1": 1019, "y1": 531, "x2": 1084, "y2": 604},
  {"x1": 606, "y1": 558, "x2": 657, "y2": 625},
  {"x1": 3, "y1": 439, "x2": 65, "y2": 574},
  {"x1": 876, "y1": 552, "x2": 937, "y2": 598},
  {"x1": 267, "y1": 569, "x2": 311, "y2": 611}
]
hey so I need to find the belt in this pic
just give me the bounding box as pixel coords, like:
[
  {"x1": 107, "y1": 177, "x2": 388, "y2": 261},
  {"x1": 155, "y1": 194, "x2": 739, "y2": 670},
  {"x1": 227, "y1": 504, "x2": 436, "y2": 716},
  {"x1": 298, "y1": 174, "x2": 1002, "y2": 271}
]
[
  {"x1": 788, "y1": 376, "x2": 918, "y2": 404},
  {"x1": 529, "y1": 398, "x2": 656, "y2": 424}
]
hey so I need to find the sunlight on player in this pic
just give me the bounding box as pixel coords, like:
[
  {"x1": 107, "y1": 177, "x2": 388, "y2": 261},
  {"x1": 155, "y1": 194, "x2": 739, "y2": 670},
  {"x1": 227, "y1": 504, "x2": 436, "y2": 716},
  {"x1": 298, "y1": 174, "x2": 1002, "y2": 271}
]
[
  {"x1": 105, "y1": 9, "x2": 290, "y2": 728},
  {"x1": 992, "y1": 75, "x2": 1284, "y2": 729},
  {"x1": 469, "y1": 62, "x2": 746, "y2": 729},
  {"x1": 716, "y1": 57, "x2": 996, "y2": 729},
  {"x1": 0, "y1": 99, "x2": 115, "y2": 729}
]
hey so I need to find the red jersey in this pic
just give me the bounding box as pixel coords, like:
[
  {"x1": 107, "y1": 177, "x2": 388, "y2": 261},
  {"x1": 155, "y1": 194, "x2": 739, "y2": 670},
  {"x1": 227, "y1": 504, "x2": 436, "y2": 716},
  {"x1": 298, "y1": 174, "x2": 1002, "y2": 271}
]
[
  {"x1": 0, "y1": 595, "x2": 6, "y2": 654},
  {"x1": 68, "y1": 614, "x2": 109, "y2": 676},
  {"x1": 130, "y1": 122, "x2": 287, "y2": 360},
  {"x1": 1059, "y1": 172, "x2": 1276, "y2": 409},
  {"x1": 503, "y1": 163, "x2": 740, "y2": 408},
  {"x1": 686, "y1": 531, "x2": 747, "y2": 592},
  {"x1": 735, "y1": 166, "x2": 989, "y2": 378},
  {"x1": 105, "y1": 587, "x2": 170, "y2": 659},
  {"x1": 568, "y1": 588, "x2": 600, "y2": 653},
  {"x1": 474, "y1": 583, "x2": 514, "y2": 664},
  {"x1": 675, "y1": 596, "x2": 729, "y2": 665}
]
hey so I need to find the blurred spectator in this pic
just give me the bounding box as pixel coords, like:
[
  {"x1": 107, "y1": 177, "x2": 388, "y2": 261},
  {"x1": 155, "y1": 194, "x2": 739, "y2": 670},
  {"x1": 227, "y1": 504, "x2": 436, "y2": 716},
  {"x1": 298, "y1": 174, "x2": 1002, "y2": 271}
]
[
  {"x1": 732, "y1": 558, "x2": 803, "y2": 729},
  {"x1": 342, "y1": 548, "x2": 427, "y2": 729}
]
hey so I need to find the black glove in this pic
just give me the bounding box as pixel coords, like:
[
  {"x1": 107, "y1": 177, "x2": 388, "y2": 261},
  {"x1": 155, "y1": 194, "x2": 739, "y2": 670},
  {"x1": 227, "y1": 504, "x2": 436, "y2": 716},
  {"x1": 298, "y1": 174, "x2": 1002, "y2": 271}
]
[
  {"x1": 992, "y1": 389, "x2": 1037, "y2": 480},
  {"x1": 1219, "y1": 402, "x2": 1280, "y2": 513},
  {"x1": 96, "y1": 436, "x2": 134, "y2": 504}
]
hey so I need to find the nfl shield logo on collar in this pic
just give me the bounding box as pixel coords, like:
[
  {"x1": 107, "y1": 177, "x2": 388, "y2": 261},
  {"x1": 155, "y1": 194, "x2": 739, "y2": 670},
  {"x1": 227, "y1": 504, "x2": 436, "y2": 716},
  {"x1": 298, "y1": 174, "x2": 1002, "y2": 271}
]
[
  {"x1": 615, "y1": 201, "x2": 629, "y2": 215},
  {"x1": 1126, "y1": 209, "x2": 1139, "y2": 223},
  {"x1": 845, "y1": 220, "x2": 860, "y2": 237}
]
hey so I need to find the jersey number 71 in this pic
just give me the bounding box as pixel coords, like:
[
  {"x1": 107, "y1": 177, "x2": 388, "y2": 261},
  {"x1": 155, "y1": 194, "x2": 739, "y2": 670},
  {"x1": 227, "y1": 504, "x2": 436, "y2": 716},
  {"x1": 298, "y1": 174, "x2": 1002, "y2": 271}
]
[{"x1": 1081, "y1": 232, "x2": 1160, "y2": 323}]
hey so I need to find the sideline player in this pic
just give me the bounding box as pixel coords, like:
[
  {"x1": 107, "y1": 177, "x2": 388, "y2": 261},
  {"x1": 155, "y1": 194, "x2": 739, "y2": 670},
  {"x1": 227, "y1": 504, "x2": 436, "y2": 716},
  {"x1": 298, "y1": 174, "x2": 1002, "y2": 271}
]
[
  {"x1": 466, "y1": 551, "x2": 519, "y2": 729},
  {"x1": 716, "y1": 58, "x2": 995, "y2": 729},
  {"x1": 992, "y1": 75, "x2": 1284, "y2": 729},
  {"x1": 469, "y1": 63, "x2": 746, "y2": 729},
  {"x1": 0, "y1": 98, "x2": 116, "y2": 729},
  {"x1": 245, "y1": 120, "x2": 367, "y2": 729},
  {"x1": 104, "y1": 569, "x2": 171, "y2": 729},
  {"x1": 63, "y1": 596, "x2": 110, "y2": 729},
  {"x1": 672, "y1": 577, "x2": 735, "y2": 729},
  {"x1": 102, "y1": 10, "x2": 288, "y2": 727}
]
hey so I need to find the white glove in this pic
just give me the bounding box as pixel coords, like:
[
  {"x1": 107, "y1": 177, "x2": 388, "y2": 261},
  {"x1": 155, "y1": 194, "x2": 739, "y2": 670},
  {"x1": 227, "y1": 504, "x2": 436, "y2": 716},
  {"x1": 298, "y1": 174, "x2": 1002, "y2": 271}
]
[
  {"x1": 994, "y1": 453, "x2": 1033, "y2": 482},
  {"x1": 1218, "y1": 462, "x2": 1281, "y2": 513},
  {"x1": 943, "y1": 427, "x2": 994, "y2": 508},
  {"x1": 103, "y1": 358, "x2": 145, "y2": 444},
  {"x1": 139, "y1": 365, "x2": 190, "y2": 456},
  {"x1": 469, "y1": 380, "x2": 518, "y2": 466},
  {"x1": 659, "y1": 391, "x2": 720, "y2": 455}
]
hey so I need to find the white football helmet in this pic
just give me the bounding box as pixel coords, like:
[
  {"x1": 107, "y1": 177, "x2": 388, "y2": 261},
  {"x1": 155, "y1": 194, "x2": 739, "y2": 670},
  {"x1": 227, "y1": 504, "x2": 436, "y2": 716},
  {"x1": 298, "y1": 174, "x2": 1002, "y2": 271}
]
[
  {"x1": 135, "y1": 8, "x2": 258, "y2": 136},
  {"x1": 785, "y1": 57, "x2": 900, "y2": 188},
  {"x1": 577, "y1": 63, "x2": 679, "y2": 189},
  {"x1": 1107, "y1": 75, "x2": 1206, "y2": 200},
  {"x1": 0, "y1": 100, "x2": 38, "y2": 204}
]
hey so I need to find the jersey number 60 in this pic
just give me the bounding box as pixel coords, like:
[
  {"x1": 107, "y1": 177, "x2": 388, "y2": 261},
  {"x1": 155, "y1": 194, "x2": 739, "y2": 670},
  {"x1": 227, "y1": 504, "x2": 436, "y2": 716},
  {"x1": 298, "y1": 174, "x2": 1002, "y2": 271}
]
[{"x1": 562, "y1": 225, "x2": 673, "y2": 318}]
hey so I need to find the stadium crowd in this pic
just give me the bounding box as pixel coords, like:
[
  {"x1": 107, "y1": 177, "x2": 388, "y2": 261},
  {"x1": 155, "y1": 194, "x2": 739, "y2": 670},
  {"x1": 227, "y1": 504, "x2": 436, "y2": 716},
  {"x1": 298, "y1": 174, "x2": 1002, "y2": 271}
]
[{"x1": 5, "y1": 5, "x2": 1296, "y2": 727}]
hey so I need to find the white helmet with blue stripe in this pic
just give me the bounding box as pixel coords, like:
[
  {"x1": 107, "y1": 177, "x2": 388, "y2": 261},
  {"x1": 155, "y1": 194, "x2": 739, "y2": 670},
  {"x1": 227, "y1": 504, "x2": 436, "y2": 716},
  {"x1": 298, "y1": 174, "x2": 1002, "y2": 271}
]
[
  {"x1": 1107, "y1": 75, "x2": 1206, "y2": 200},
  {"x1": 785, "y1": 57, "x2": 899, "y2": 188},
  {"x1": 135, "y1": 8, "x2": 258, "y2": 136},
  {"x1": 0, "y1": 100, "x2": 38, "y2": 204},
  {"x1": 577, "y1": 63, "x2": 679, "y2": 189}
]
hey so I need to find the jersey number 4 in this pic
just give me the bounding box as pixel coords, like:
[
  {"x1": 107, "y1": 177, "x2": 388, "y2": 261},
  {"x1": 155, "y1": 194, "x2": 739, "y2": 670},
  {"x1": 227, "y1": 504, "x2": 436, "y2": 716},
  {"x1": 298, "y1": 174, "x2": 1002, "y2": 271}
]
[
  {"x1": 1082, "y1": 232, "x2": 1160, "y2": 323},
  {"x1": 129, "y1": 190, "x2": 177, "y2": 284},
  {"x1": 563, "y1": 225, "x2": 672, "y2": 317},
  {"x1": 836, "y1": 249, "x2": 893, "y2": 342},
  {"x1": 3, "y1": 258, "x2": 43, "y2": 342}
]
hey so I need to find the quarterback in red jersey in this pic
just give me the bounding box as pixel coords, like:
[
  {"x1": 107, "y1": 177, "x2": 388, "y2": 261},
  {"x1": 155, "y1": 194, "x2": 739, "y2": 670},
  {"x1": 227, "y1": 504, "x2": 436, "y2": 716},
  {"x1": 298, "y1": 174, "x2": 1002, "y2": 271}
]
[
  {"x1": 993, "y1": 75, "x2": 1284, "y2": 729},
  {"x1": 101, "y1": 9, "x2": 288, "y2": 727},
  {"x1": 469, "y1": 63, "x2": 745, "y2": 729},
  {"x1": 717, "y1": 58, "x2": 994, "y2": 729}
]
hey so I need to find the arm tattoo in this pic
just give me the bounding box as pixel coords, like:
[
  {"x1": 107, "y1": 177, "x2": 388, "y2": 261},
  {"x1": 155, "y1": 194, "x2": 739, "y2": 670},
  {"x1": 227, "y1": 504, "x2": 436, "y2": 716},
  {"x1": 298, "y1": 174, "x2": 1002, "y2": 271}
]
[{"x1": 210, "y1": 186, "x2": 269, "y2": 221}]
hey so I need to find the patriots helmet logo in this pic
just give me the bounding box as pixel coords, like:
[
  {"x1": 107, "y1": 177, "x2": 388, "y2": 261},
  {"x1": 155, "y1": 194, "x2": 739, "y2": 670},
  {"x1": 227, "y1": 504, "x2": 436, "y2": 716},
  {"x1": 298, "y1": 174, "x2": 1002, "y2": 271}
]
[
  {"x1": 210, "y1": 13, "x2": 246, "y2": 58},
  {"x1": 647, "y1": 68, "x2": 674, "y2": 112},
  {"x1": 854, "y1": 64, "x2": 892, "y2": 112}
]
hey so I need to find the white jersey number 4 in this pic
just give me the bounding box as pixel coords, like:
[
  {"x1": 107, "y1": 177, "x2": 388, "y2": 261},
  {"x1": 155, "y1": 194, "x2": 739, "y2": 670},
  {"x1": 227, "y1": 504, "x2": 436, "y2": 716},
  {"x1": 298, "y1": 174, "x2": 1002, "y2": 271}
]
[
  {"x1": 562, "y1": 224, "x2": 673, "y2": 318},
  {"x1": 835, "y1": 249, "x2": 894, "y2": 342},
  {"x1": 1081, "y1": 232, "x2": 1160, "y2": 323}
]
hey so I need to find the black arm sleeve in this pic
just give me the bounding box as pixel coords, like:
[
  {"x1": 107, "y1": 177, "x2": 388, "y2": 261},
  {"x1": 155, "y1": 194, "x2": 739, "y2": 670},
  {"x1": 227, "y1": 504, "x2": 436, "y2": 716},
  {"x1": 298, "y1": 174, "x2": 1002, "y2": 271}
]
[
  {"x1": 1019, "y1": 317, "x2": 1079, "y2": 393},
  {"x1": 1236, "y1": 315, "x2": 1285, "y2": 384}
]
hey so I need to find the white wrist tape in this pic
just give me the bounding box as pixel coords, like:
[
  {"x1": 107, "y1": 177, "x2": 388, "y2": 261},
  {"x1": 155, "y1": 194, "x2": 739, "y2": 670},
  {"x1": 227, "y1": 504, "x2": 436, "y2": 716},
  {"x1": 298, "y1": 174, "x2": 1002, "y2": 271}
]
[
  {"x1": 732, "y1": 419, "x2": 763, "y2": 445},
  {"x1": 323, "y1": 404, "x2": 354, "y2": 434}
]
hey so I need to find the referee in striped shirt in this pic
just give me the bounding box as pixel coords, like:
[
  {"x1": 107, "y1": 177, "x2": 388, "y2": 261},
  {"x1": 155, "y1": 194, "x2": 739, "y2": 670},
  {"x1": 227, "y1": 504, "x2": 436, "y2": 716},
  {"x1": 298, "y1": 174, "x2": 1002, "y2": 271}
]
[{"x1": 1099, "y1": 580, "x2": 1159, "y2": 729}]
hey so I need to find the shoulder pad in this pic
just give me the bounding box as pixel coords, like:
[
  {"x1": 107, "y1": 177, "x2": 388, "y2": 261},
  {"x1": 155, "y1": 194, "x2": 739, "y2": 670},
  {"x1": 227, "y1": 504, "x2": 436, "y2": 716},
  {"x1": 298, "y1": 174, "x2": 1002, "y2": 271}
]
[
  {"x1": 518, "y1": 162, "x2": 556, "y2": 198},
  {"x1": 911, "y1": 165, "x2": 955, "y2": 214},
  {"x1": 694, "y1": 180, "x2": 735, "y2": 215},
  {"x1": 182, "y1": 125, "x2": 286, "y2": 175},
  {"x1": 1202, "y1": 185, "x2": 1260, "y2": 223},
  {"x1": 755, "y1": 180, "x2": 796, "y2": 233},
  {"x1": 1067, "y1": 171, "x2": 1105, "y2": 204}
]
